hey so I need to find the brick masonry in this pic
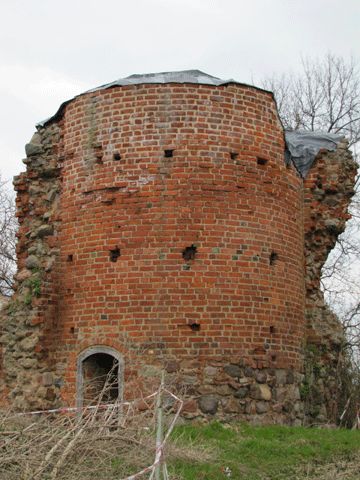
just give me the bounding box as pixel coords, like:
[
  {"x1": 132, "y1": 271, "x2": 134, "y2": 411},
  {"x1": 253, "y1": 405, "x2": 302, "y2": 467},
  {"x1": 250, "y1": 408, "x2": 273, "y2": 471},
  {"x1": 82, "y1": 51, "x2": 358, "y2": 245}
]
[{"x1": 0, "y1": 79, "x2": 357, "y2": 424}]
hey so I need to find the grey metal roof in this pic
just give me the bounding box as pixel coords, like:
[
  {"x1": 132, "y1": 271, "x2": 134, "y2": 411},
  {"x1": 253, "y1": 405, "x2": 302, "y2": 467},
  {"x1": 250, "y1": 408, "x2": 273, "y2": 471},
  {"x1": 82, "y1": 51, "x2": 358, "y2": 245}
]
[
  {"x1": 86, "y1": 69, "x2": 239, "y2": 91},
  {"x1": 285, "y1": 130, "x2": 344, "y2": 178},
  {"x1": 36, "y1": 70, "x2": 270, "y2": 128}
]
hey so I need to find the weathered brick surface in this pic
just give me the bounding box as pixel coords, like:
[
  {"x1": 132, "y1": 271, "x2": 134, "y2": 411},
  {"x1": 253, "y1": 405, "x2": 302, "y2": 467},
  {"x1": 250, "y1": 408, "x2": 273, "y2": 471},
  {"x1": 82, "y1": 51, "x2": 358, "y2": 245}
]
[
  {"x1": 0, "y1": 80, "x2": 356, "y2": 423},
  {"x1": 51, "y1": 84, "x2": 304, "y2": 402}
]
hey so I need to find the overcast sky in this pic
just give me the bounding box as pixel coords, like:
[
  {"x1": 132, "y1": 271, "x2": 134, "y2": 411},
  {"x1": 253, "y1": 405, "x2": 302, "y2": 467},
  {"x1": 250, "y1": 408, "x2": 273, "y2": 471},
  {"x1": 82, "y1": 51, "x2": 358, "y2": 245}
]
[{"x1": 1, "y1": 0, "x2": 359, "y2": 186}]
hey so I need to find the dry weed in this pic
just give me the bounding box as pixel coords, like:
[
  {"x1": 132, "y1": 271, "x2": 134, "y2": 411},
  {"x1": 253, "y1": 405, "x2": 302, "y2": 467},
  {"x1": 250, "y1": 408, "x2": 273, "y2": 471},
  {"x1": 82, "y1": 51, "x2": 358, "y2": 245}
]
[{"x1": 0, "y1": 373, "x2": 192, "y2": 480}]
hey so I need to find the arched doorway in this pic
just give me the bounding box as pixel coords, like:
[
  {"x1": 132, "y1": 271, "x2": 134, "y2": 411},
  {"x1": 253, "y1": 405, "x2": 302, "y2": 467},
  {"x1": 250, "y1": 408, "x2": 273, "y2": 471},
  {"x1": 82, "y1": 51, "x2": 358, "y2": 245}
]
[{"x1": 76, "y1": 346, "x2": 123, "y2": 409}]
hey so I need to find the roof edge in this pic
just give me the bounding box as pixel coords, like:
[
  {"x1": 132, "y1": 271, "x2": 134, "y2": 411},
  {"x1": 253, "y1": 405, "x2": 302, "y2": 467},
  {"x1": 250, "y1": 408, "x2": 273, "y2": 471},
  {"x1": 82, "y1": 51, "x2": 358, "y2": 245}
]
[{"x1": 36, "y1": 69, "x2": 274, "y2": 129}]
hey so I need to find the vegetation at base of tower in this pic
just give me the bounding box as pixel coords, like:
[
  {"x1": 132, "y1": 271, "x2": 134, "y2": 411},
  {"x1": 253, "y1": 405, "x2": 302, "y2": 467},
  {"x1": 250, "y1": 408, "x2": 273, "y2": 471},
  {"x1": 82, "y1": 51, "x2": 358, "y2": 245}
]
[
  {"x1": 299, "y1": 381, "x2": 310, "y2": 401},
  {"x1": 301, "y1": 341, "x2": 360, "y2": 429},
  {"x1": 1, "y1": 412, "x2": 360, "y2": 480}
]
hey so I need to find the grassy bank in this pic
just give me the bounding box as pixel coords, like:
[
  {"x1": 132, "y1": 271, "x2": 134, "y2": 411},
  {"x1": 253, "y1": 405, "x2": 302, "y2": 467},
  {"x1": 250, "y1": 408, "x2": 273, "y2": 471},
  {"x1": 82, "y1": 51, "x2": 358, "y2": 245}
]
[{"x1": 170, "y1": 422, "x2": 360, "y2": 479}]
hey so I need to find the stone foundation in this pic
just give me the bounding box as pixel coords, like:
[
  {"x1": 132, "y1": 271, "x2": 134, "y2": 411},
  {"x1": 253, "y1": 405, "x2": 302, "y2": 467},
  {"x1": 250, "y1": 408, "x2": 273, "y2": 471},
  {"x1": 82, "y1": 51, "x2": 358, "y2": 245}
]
[{"x1": 169, "y1": 362, "x2": 303, "y2": 425}]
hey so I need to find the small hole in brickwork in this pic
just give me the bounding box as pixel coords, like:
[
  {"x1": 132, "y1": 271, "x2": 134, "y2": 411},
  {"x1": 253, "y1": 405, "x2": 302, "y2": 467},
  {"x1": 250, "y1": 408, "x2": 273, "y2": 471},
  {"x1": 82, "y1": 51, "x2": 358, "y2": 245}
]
[
  {"x1": 164, "y1": 149, "x2": 174, "y2": 158},
  {"x1": 67, "y1": 254, "x2": 73, "y2": 262},
  {"x1": 269, "y1": 252, "x2": 278, "y2": 265},
  {"x1": 109, "y1": 247, "x2": 121, "y2": 262},
  {"x1": 70, "y1": 327, "x2": 75, "y2": 334},
  {"x1": 182, "y1": 244, "x2": 197, "y2": 261},
  {"x1": 230, "y1": 152, "x2": 238, "y2": 160},
  {"x1": 257, "y1": 157, "x2": 268, "y2": 166},
  {"x1": 189, "y1": 322, "x2": 201, "y2": 332},
  {"x1": 271, "y1": 354, "x2": 277, "y2": 362},
  {"x1": 113, "y1": 152, "x2": 121, "y2": 161},
  {"x1": 269, "y1": 326, "x2": 275, "y2": 334}
]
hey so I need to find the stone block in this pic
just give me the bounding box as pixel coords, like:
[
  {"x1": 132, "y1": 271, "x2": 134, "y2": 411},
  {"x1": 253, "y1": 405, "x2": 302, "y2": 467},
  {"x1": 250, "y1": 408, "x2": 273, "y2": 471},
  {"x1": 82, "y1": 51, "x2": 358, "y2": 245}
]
[
  {"x1": 245, "y1": 400, "x2": 256, "y2": 414},
  {"x1": 45, "y1": 388, "x2": 56, "y2": 402},
  {"x1": 275, "y1": 369, "x2": 287, "y2": 385},
  {"x1": 255, "y1": 370, "x2": 267, "y2": 383},
  {"x1": 256, "y1": 401, "x2": 269, "y2": 414},
  {"x1": 224, "y1": 397, "x2": 241, "y2": 413},
  {"x1": 286, "y1": 370, "x2": 295, "y2": 384},
  {"x1": 198, "y1": 395, "x2": 218, "y2": 415},
  {"x1": 42, "y1": 372, "x2": 53, "y2": 387},
  {"x1": 283, "y1": 401, "x2": 294, "y2": 413},
  {"x1": 25, "y1": 142, "x2": 44, "y2": 157},
  {"x1": 250, "y1": 384, "x2": 271, "y2": 401},
  {"x1": 16, "y1": 268, "x2": 32, "y2": 282},
  {"x1": 183, "y1": 375, "x2": 198, "y2": 385},
  {"x1": 182, "y1": 399, "x2": 198, "y2": 413},
  {"x1": 20, "y1": 358, "x2": 37, "y2": 369},
  {"x1": 36, "y1": 224, "x2": 54, "y2": 238},
  {"x1": 244, "y1": 367, "x2": 254, "y2": 377},
  {"x1": 19, "y1": 335, "x2": 39, "y2": 352},
  {"x1": 25, "y1": 255, "x2": 40, "y2": 270},
  {"x1": 204, "y1": 366, "x2": 218, "y2": 377},
  {"x1": 224, "y1": 364, "x2": 242, "y2": 377},
  {"x1": 165, "y1": 360, "x2": 179, "y2": 373},
  {"x1": 234, "y1": 386, "x2": 249, "y2": 399}
]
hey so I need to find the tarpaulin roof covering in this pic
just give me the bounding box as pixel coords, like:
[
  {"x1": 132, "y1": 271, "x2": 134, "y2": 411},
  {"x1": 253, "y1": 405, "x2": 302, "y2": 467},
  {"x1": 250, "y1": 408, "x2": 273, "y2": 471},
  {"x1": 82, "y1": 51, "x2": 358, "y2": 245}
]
[{"x1": 285, "y1": 130, "x2": 344, "y2": 178}]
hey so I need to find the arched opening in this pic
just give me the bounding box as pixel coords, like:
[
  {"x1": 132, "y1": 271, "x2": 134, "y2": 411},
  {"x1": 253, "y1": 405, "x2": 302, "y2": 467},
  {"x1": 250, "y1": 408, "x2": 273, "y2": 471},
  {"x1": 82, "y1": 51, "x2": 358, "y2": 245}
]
[
  {"x1": 76, "y1": 346, "x2": 123, "y2": 409},
  {"x1": 83, "y1": 353, "x2": 118, "y2": 404}
]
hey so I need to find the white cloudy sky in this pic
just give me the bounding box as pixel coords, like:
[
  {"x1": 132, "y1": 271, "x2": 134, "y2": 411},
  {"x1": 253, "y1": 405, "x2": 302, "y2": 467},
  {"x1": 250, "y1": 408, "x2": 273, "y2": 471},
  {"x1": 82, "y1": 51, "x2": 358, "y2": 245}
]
[{"x1": 0, "y1": 0, "x2": 359, "y2": 185}]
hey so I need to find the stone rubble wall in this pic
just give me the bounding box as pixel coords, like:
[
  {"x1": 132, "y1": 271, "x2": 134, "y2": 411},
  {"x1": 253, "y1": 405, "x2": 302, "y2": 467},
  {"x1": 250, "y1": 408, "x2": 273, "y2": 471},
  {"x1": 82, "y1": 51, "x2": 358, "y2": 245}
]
[
  {"x1": 303, "y1": 141, "x2": 358, "y2": 423},
  {"x1": 162, "y1": 360, "x2": 303, "y2": 425},
  {"x1": 0, "y1": 125, "x2": 63, "y2": 409}
]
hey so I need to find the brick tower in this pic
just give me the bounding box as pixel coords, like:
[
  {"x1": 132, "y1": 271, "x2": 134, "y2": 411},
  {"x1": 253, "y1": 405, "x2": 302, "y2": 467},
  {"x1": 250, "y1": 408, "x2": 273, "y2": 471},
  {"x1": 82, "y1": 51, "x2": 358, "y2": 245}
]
[{"x1": 1, "y1": 71, "x2": 356, "y2": 424}]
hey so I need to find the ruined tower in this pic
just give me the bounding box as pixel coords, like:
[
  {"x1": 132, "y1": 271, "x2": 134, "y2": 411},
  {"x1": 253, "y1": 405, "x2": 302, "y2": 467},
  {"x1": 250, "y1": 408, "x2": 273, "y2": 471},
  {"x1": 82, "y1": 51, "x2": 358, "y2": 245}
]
[{"x1": 0, "y1": 71, "x2": 356, "y2": 423}]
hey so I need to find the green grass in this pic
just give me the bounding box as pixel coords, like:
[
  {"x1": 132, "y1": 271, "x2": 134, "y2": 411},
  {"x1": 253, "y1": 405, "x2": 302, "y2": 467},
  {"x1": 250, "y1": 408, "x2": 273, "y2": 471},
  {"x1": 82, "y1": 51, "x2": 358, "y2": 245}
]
[{"x1": 170, "y1": 422, "x2": 360, "y2": 479}]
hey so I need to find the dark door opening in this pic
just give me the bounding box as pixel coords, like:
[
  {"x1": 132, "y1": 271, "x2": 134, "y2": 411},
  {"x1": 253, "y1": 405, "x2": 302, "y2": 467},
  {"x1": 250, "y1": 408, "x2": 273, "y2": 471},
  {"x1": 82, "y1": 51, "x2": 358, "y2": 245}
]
[{"x1": 82, "y1": 353, "x2": 119, "y2": 405}]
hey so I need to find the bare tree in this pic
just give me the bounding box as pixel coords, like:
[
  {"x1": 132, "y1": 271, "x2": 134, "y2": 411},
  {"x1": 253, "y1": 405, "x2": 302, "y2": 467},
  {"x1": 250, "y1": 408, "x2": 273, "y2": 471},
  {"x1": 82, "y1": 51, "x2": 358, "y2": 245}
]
[
  {"x1": 0, "y1": 178, "x2": 17, "y2": 297},
  {"x1": 263, "y1": 53, "x2": 360, "y2": 149}
]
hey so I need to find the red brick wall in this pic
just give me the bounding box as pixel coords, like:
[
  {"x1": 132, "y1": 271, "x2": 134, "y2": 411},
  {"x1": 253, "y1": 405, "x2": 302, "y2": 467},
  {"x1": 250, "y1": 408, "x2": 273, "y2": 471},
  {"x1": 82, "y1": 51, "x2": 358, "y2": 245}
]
[{"x1": 41, "y1": 83, "x2": 305, "y2": 404}]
